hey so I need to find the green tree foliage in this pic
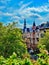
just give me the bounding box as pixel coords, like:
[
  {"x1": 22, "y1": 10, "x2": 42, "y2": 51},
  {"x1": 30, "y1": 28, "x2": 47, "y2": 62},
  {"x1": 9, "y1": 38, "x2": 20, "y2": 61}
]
[
  {"x1": 0, "y1": 22, "x2": 27, "y2": 58},
  {"x1": 0, "y1": 53, "x2": 32, "y2": 65},
  {"x1": 0, "y1": 52, "x2": 49, "y2": 65},
  {"x1": 38, "y1": 32, "x2": 49, "y2": 52}
]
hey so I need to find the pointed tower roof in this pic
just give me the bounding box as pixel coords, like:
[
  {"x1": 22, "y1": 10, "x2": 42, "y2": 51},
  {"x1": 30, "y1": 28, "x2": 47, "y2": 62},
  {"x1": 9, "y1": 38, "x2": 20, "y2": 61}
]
[
  {"x1": 23, "y1": 19, "x2": 27, "y2": 33},
  {"x1": 24, "y1": 19, "x2": 26, "y2": 29},
  {"x1": 32, "y1": 21, "x2": 36, "y2": 31},
  {"x1": 33, "y1": 21, "x2": 36, "y2": 26}
]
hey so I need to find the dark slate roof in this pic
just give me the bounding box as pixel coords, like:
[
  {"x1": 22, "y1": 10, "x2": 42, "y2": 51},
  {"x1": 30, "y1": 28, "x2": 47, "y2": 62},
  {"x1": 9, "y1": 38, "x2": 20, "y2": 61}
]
[{"x1": 39, "y1": 22, "x2": 49, "y2": 29}]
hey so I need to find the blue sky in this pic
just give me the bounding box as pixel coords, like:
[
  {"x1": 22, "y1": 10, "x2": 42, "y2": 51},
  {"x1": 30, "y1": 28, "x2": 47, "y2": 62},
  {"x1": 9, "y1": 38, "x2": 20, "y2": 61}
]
[{"x1": 0, "y1": 0, "x2": 49, "y2": 28}]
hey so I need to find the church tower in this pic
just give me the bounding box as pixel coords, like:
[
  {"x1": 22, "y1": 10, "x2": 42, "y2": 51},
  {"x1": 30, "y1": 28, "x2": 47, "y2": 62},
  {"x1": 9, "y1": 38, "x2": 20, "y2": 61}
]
[
  {"x1": 30, "y1": 21, "x2": 36, "y2": 50},
  {"x1": 23, "y1": 19, "x2": 26, "y2": 33},
  {"x1": 32, "y1": 21, "x2": 36, "y2": 44},
  {"x1": 33, "y1": 21, "x2": 36, "y2": 30}
]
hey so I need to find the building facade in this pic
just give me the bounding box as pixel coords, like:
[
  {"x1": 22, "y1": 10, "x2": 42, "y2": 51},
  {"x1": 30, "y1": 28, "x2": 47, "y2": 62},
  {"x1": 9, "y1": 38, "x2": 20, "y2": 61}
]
[{"x1": 22, "y1": 19, "x2": 49, "y2": 49}]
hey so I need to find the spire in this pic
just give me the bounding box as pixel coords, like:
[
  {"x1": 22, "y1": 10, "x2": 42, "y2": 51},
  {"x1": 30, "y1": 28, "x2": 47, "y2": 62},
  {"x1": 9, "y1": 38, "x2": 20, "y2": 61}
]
[
  {"x1": 32, "y1": 21, "x2": 36, "y2": 30},
  {"x1": 33, "y1": 21, "x2": 36, "y2": 26},
  {"x1": 23, "y1": 19, "x2": 26, "y2": 33},
  {"x1": 24, "y1": 19, "x2": 26, "y2": 29}
]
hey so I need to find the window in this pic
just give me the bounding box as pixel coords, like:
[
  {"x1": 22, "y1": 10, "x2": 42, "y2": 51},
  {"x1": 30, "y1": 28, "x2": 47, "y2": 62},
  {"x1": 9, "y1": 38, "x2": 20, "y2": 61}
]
[
  {"x1": 33, "y1": 38, "x2": 35, "y2": 44},
  {"x1": 44, "y1": 29, "x2": 46, "y2": 33},
  {"x1": 41, "y1": 33, "x2": 44, "y2": 38},
  {"x1": 36, "y1": 38, "x2": 39, "y2": 41}
]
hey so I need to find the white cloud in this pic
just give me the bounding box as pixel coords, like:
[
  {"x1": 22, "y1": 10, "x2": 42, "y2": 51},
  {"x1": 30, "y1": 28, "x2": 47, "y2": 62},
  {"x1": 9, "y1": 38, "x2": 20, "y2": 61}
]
[
  {"x1": 0, "y1": 12, "x2": 13, "y2": 16},
  {"x1": 0, "y1": 1, "x2": 43, "y2": 19},
  {"x1": 0, "y1": 1, "x2": 49, "y2": 28},
  {"x1": 19, "y1": 10, "x2": 42, "y2": 19},
  {"x1": 15, "y1": 3, "x2": 49, "y2": 21},
  {"x1": 25, "y1": 5, "x2": 49, "y2": 13},
  {"x1": 18, "y1": 6, "x2": 42, "y2": 19},
  {"x1": 19, "y1": 1, "x2": 32, "y2": 11},
  {"x1": 3, "y1": 12, "x2": 13, "y2": 16},
  {"x1": 12, "y1": 16, "x2": 20, "y2": 19}
]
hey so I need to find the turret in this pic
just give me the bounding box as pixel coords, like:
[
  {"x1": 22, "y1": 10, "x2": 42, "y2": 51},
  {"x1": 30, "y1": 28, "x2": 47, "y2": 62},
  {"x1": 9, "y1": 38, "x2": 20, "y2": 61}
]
[
  {"x1": 32, "y1": 21, "x2": 36, "y2": 44},
  {"x1": 23, "y1": 19, "x2": 26, "y2": 33},
  {"x1": 24, "y1": 19, "x2": 26, "y2": 29},
  {"x1": 33, "y1": 21, "x2": 36, "y2": 30},
  {"x1": 33, "y1": 21, "x2": 36, "y2": 26}
]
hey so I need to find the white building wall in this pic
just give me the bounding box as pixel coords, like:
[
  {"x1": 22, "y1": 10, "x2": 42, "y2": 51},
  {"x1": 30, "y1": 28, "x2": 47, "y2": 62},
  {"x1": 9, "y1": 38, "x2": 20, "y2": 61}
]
[{"x1": 23, "y1": 30, "x2": 41, "y2": 44}]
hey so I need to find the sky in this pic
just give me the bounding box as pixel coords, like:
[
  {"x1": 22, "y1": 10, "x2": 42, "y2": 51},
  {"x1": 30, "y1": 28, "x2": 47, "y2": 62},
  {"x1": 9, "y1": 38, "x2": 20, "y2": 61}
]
[{"x1": 0, "y1": 0, "x2": 49, "y2": 28}]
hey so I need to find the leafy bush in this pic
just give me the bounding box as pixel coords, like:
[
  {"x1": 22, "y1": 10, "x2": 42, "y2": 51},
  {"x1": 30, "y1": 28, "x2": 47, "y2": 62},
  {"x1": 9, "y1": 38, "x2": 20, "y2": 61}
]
[
  {"x1": 0, "y1": 22, "x2": 27, "y2": 58},
  {"x1": 0, "y1": 52, "x2": 49, "y2": 65},
  {"x1": 38, "y1": 32, "x2": 49, "y2": 52},
  {"x1": 0, "y1": 52, "x2": 32, "y2": 65}
]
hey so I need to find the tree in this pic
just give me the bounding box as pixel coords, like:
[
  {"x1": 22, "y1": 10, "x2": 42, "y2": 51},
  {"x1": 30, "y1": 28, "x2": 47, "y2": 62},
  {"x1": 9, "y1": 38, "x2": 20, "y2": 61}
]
[
  {"x1": 0, "y1": 22, "x2": 27, "y2": 58},
  {"x1": 38, "y1": 32, "x2": 49, "y2": 52}
]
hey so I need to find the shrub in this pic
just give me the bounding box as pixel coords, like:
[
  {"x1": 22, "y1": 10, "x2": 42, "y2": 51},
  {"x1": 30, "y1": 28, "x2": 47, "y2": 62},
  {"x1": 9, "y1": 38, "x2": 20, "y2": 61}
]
[
  {"x1": 38, "y1": 32, "x2": 49, "y2": 52},
  {"x1": 0, "y1": 22, "x2": 27, "y2": 58}
]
